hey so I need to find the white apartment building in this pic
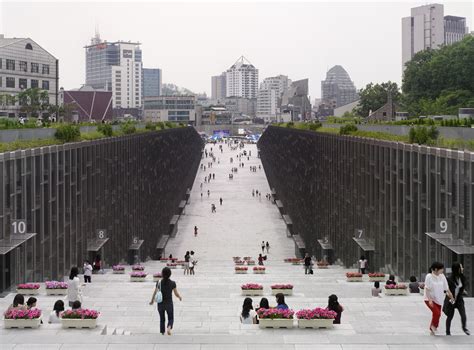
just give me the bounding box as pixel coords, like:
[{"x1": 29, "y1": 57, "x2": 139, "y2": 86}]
[
  {"x1": 0, "y1": 35, "x2": 58, "y2": 118},
  {"x1": 257, "y1": 75, "x2": 291, "y2": 122},
  {"x1": 402, "y1": 4, "x2": 468, "y2": 69},
  {"x1": 226, "y1": 56, "x2": 258, "y2": 99},
  {"x1": 143, "y1": 95, "x2": 196, "y2": 124},
  {"x1": 211, "y1": 72, "x2": 226, "y2": 101},
  {"x1": 85, "y1": 35, "x2": 142, "y2": 109}
]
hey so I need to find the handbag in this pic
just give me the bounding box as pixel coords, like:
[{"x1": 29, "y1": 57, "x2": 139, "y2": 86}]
[{"x1": 155, "y1": 281, "x2": 163, "y2": 304}]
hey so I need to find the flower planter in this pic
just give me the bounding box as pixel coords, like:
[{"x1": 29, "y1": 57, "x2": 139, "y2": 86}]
[
  {"x1": 46, "y1": 288, "x2": 68, "y2": 296},
  {"x1": 153, "y1": 277, "x2": 162, "y2": 282},
  {"x1": 16, "y1": 288, "x2": 39, "y2": 295},
  {"x1": 385, "y1": 289, "x2": 408, "y2": 296},
  {"x1": 298, "y1": 319, "x2": 334, "y2": 329},
  {"x1": 258, "y1": 319, "x2": 294, "y2": 329},
  {"x1": 247, "y1": 261, "x2": 256, "y2": 265},
  {"x1": 4, "y1": 318, "x2": 41, "y2": 329},
  {"x1": 369, "y1": 277, "x2": 385, "y2": 282},
  {"x1": 130, "y1": 276, "x2": 147, "y2": 282},
  {"x1": 346, "y1": 277, "x2": 363, "y2": 282},
  {"x1": 113, "y1": 270, "x2": 125, "y2": 274},
  {"x1": 241, "y1": 289, "x2": 263, "y2": 296},
  {"x1": 61, "y1": 318, "x2": 97, "y2": 329},
  {"x1": 271, "y1": 289, "x2": 293, "y2": 296},
  {"x1": 291, "y1": 261, "x2": 302, "y2": 265},
  {"x1": 317, "y1": 265, "x2": 329, "y2": 269},
  {"x1": 235, "y1": 270, "x2": 247, "y2": 274},
  {"x1": 253, "y1": 270, "x2": 266, "y2": 274}
]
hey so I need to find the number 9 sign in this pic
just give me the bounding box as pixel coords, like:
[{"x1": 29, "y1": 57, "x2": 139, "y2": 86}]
[{"x1": 436, "y1": 219, "x2": 451, "y2": 235}]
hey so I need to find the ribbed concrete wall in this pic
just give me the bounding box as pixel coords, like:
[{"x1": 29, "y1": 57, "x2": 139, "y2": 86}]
[
  {"x1": 259, "y1": 126, "x2": 474, "y2": 290},
  {"x1": 0, "y1": 127, "x2": 202, "y2": 292}
]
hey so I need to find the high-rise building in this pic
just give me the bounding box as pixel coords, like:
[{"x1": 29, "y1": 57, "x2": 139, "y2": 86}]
[
  {"x1": 402, "y1": 4, "x2": 468, "y2": 69},
  {"x1": 143, "y1": 68, "x2": 162, "y2": 97},
  {"x1": 211, "y1": 72, "x2": 226, "y2": 101},
  {"x1": 321, "y1": 65, "x2": 358, "y2": 108},
  {"x1": 257, "y1": 75, "x2": 291, "y2": 122},
  {"x1": 225, "y1": 56, "x2": 258, "y2": 99},
  {"x1": 281, "y1": 79, "x2": 312, "y2": 121},
  {"x1": 0, "y1": 35, "x2": 58, "y2": 118},
  {"x1": 85, "y1": 33, "x2": 142, "y2": 110}
]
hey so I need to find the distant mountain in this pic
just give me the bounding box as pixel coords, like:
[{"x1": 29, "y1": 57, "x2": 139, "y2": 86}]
[{"x1": 162, "y1": 83, "x2": 206, "y2": 97}]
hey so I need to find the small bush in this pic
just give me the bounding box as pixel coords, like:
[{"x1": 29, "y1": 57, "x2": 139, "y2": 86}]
[
  {"x1": 97, "y1": 124, "x2": 113, "y2": 137},
  {"x1": 156, "y1": 122, "x2": 165, "y2": 130},
  {"x1": 308, "y1": 122, "x2": 322, "y2": 131},
  {"x1": 145, "y1": 122, "x2": 156, "y2": 130},
  {"x1": 339, "y1": 124, "x2": 358, "y2": 135},
  {"x1": 165, "y1": 121, "x2": 174, "y2": 129},
  {"x1": 55, "y1": 124, "x2": 80, "y2": 142},
  {"x1": 408, "y1": 125, "x2": 439, "y2": 145},
  {"x1": 120, "y1": 122, "x2": 136, "y2": 135},
  {"x1": 286, "y1": 122, "x2": 295, "y2": 128}
]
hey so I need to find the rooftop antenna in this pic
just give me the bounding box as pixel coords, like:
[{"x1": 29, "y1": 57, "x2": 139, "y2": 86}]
[{"x1": 92, "y1": 23, "x2": 101, "y2": 45}]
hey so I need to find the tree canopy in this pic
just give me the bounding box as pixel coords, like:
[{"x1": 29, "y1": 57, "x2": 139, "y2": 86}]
[
  {"x1": 354, "y1": 81, "x2": 401, "y2": 117},
  {"x1": 402, "y1": 36, "x2": 474, "y2": 115}
]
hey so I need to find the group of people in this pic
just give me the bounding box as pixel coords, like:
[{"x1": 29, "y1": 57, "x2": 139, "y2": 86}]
[
  {"x1": 240, "y1": 294, "x2": 343, "y2": 325},
  {"x1": 183, "y1": 251, "x2": 197, "y2": 275}
]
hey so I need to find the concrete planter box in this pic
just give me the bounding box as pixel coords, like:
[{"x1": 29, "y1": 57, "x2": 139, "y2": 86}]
[
  {"x1": 153, "y1": 277, "x2": 162, "y2": 283},
  {"x1": 235, "y1": 270, "x2": 248, "y2": 274},
  {"x1": 16, "y1": 289, "x2": 39, "y2": 295},
  {"x1": 61, "y1": 318, "x2": 97, "y2": 329},
  {"x1": 419, "y1": 289, "x2": 425, "y2": 295},
  {"x1": 253, "y1": 270, "x2": 266, "y2": 274},
  {"x1": 385, "y1": 288, "x2": 408, "y2": 296},
  {"x1": 259, "y1": 318, "x2": 294, "y2": 329},
  {"x1": 369, "y1": 277, "x2": 385, "y2": 282},
  {"x1": 46, "y1": 288, "x2": 68, "y2": 296},
  {"x1": 298, "y1": 319, "x2": 334, "y2": 329},
  {"x1": 4, "y1": 318, "x2": 41, "y2": 329},
  {"x1": 271, "y1": 289, "x2": 293, "y2": 296},
  {"x1": 247, "y1": 261, "x2": 256, "y2": 265},
  {"x1": 241, "y1": 289, "x2": 264, "y2": 296},
  {"x1": 130, "y1": 276, "x2": 147, "y2": 282},
  {"x1": 346, "y1": 277, "x2": 363, "y2": 282},
  {"x1": 113, "y1": 270, "x2": 125, "y2": 274},
  {"x1": 317, "y1": 265, "x2": 329, "y2": 269},
  {"x1": 291, "y1": 262, "x2": 302, "y2": 265}
]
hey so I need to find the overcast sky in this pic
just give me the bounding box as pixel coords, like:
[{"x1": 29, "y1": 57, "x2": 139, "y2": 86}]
[{"x1": 1, "y1": 0, "x2": 472, "y2": 99}]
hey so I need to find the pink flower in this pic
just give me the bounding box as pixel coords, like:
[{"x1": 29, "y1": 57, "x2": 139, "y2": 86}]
[
  {"x1": 61, "y1": 309, "x2": 99, "y2": 319},
  {"x1": 113, "y1": 265, "x2": 125, "y2": 271},
  {"x1": 346, "y1": 272, "x2": 362, "y2": 278},
  {"x1": 256, "y1": 308, "x2": 294, "y2": 319},
  {"x1": 132, "y1": 265, "x2": 145, "y2": 271},
  {"x1": 235, "y1": 266, "x2": 248, "y2": 271},
  {"x1": 271, "y1": 284, "x2": 293, "y2": 289},
  {"x1": 296, "y1": 308, "x2": 337, "y2": 320},
  {"x1": 130, "y1": 271, "x2": 147, "y2": 277},
  {"x1": 368, "y1": 273, "x2": 385, "y2": 277},
  {"x1": 153, "y1": 273, "x2": 162, "y2": 277},
  {"x1": 241, "y1": 283, "x2": 263, "y2": 290},
  {"x1": 17, "y1": 283, "x2": 41, "y2": 290},
  {"x1": 253, "y1": 267, "x2": 266, "y2": 271},
  {"x1": 4, "y1": 308, "x2": 42, "y2": 320},
  {"x1": 45, "y1": 281, "x2": 68, "y2": 289},
  {"x1": 384, "y1": 283, "x2": 407, "y2": 289}
]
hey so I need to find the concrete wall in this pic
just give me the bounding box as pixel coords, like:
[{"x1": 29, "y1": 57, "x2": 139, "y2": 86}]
[
  {"x1": 195, "y1": 124, "x2": 265, "y2": 135},
  {"x1": 259, "y1": 126, "x2": 474, "y2": 290},
  {"x1": 0, "y1": 127, "x2": 203, "y2": 292}
]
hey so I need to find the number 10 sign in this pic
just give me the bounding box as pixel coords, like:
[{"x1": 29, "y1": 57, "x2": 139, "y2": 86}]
[{"x1": 435, "y1": 218, "x2": 451, "y2": 235}]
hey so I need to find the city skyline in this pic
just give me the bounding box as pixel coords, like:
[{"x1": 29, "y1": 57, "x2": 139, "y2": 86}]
[{"x1": 1, "y1": 1, "x2": 472, "y2": 98}]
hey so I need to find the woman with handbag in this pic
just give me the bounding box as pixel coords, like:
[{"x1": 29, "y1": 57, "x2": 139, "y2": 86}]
[
  {"x1": 444, "y1": 262, "x2": 470, "y2": 335},
  {"x1": 150, "y1": 267, "x2": 182, "y2": 335}
]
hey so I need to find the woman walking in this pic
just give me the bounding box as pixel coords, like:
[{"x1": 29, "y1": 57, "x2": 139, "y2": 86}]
[
  {"x1": 67, "y1": 266, "x2": 82, "y2": 307},
  {"x1": 424, "y1": 261, "x2": 454, "y2": 335},
  {"x1": 150, "y1": 267, "x2": 182, "y2": 335},
  {"x1": 445, "y1": 262, "x2": 470, "y2": 335}
]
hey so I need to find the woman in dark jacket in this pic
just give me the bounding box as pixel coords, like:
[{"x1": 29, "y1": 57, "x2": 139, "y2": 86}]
[
  {"x1": 444, "y1": 262, "x2": 470, "y2": 335},
  {"x1": 327, "y1": 294, "x2": 344, "y2": 324}
]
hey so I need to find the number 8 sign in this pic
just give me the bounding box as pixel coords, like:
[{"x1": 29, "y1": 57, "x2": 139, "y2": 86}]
[
  {"x1": 96, "y1": 229, "x2": 107, "y2": 240},
  {"x1": 435, "y1": 219, "x2": 451, "y2": 235}
]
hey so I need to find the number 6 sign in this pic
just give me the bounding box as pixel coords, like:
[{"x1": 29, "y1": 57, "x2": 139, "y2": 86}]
[{"x1": 435, "y1": 218, "x2": 451, "y2": 235}]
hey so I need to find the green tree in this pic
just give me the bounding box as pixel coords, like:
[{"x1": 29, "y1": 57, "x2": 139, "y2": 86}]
[
  {"x1": 403, "y1": 36, "x2": 474, "y2": 115},
  {"x1": 18, "y1": 88, "x2": 50, "y2": 118},
  {"x1": 355, "y1": 81, "x2": 401, "y2": 117},
  {"x1": 55, "y1": 124, "x2": 81, "y2": 142}
]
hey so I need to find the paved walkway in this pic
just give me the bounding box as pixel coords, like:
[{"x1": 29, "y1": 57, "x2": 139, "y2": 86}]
[{"x1": 0, "y1": 143, "x2": 473, "y2": 349}]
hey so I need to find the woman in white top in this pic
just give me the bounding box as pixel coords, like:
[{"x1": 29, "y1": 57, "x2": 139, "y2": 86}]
[
  {"x1": 48, "y1": 300, "x2": 65, "y2": 324},
  {"x1": 240, "y1": 298, "x2": 257, "y2": 324},
  {"x1": 67, "y1": 266, "x2": 82, "y2": 308},
  {"x1": 424, "y1": 261, "x2": 454, "y2": 335},
  {"x1": 83, "y1": 261, "x2": 93, "y2": 283},
  {"x1": 358, "y1": 256, "x2": 368, "y2": 274}
]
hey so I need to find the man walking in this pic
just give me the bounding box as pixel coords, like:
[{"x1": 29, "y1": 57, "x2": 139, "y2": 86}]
[
  {"x1": 304, "y1": 253, "x2": 312, "y2": 275},
  {"x1": 219, "y1": 197, "x2": 223, "y2": 206}
]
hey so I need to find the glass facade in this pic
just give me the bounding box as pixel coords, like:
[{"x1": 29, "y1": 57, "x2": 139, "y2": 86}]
[{"x1": 143, "y1": 68, "x2": 162, "y2": 97}]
